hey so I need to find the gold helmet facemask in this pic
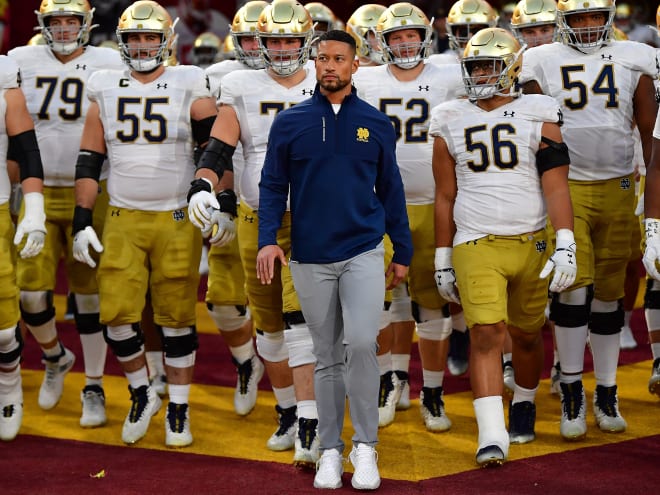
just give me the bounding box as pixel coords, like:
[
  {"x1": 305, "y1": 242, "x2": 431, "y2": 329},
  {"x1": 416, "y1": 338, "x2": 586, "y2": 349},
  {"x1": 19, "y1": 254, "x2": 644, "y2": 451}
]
[
  {"x1": 192, "y1": 32, "x2": 222, "y2": 67},
  {"x1": 116, "y1": 1, "x2": 175, "y2": 73},
  {"x1": 461, "y1": 27, "x2": 524, "y2": 101},
  {"x1": 556, "y1": 0, "x2": 615, "y2": 54},
  {"x1": 36, "y1": 0, "x2": 95, "y2": 55},
  {"x1": 510, "y1": 0, "x2": 558, "y2": 47},
  {"x1": 376, "y1": 2, "x2": 433, "y2": 70},
  {"x1": 446, "y1": 0, "x2": 498, "y2": 53},
  {"x1": 257, "y1": 0, "x2": 314, "y2": 76},
  {"x1": 346, "y1": 4, "x2": 387, "y2": 65},
  {"x1": 231, "y1": 1, "x2": 268, "y2": 69}
]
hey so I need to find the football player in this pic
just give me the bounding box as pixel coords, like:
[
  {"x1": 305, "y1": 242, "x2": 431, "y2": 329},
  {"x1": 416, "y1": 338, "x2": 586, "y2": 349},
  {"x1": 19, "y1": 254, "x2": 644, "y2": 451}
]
[
  {"x1": 345, "y1": 4, "x2": 387, "y2": 67},
  {"x1": 0, "y1": 55, "x2": 47, "y2": 441},
  {"x1": 520, "y1": 0, "x2": 658, "y2": 439},
  {"x1": 510, "y1": 0, "x2": 558, "y2": 48},
  {"x1": 202, "y1": 0, "x2": 269, "y2": 419},
  {"x1": 72, "y1": 0, "x2": 218, "y2": 447},
  {"x1": 353, "y1": 2, "x2": 465, "y2": 432},
  {"x1": 187, "y1": 0, "x2": 320, "y2": 468},
  {"x1": 8, "y1": 0, "x2": 124, "y2": 428},
  {"x1": 432, "y1": 27, "x2": 574, "y2": 465}
]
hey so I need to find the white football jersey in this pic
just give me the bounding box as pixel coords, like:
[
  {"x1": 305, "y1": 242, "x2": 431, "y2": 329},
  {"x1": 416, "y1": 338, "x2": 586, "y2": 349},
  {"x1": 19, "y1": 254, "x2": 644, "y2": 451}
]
[
  {"x1": 353, "y1": 63, "x2": 465, "y2": 204},
  {"x1": 519, "y1": 41, "x2": 659, "y2": 181},
  {"x1": 8, "y1": 46, "x2": 124, "y2": 187},
  {"x1": 429, "y1": 94, "x2": 563, "y2": 245},
  {"x1": 0, "y1": 55, "x2": 20, "y2": 205},
  {"x1": 220, "y1": 67, "x2": 317, "y2": 209},
  {"x1": 426, "y1": 52, "x2": 460, "y2": 66},
  {"x1": 88, "y1": 65, "x2": 212, "y2": 211}
]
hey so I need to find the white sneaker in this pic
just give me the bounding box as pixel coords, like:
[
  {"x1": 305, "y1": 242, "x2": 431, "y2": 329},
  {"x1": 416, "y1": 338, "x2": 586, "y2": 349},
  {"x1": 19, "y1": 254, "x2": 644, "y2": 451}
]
[
  {"x1": 314, "y1": 449, "x2": 343, "y2": 489},
  {"x1": 559, "y1": 381, "x2": 587, "y2": 441},
  {"x1": 378, "y1": 371, "x2": 400, "y2": 427},
  {"x1": 121, "y1": 385, "x2": 162, "y2": 444},
  {"x1": 349, "y1": 444, "x2": 380, "y2": 490},
  {"x1": 38, "y1": 347, "x2": 75, "y2": 410},
  {"x1": 150, "y1": 374, "x2": 167, "y2": 398},
  {"x1": 395, "y1": 371, "x2": 410, "y2": 411},
  {"x1": 234, "y1": 355, "x2": 264, "y2": 416},
  {"x1": 502, "y1": 362, "x2": 515, "y2": 401},
  {"x1": 619, "y1": 325, "x2": 637, "y2": 350},
  {"x1": 419, "y1": 386, "x2": 452, "y2": 432},
  {"x1": 593, "y1": 384, "x2": 627, "y2": 433},
  {"x1": 293, "y1": 417, "x2": 320, "y2": 468},
  {"x1": 266, "y1": 405, "x2": 297, "y2": 451},
  {"x1": 80, "y1": 385, "x2": 107, "y2": 428},
  {"x1": 165, "y1": 402, "x2": 193, "y2": 447},
  {"x1": 0, "y1": 403, "x2": 23, "y2": 441}
]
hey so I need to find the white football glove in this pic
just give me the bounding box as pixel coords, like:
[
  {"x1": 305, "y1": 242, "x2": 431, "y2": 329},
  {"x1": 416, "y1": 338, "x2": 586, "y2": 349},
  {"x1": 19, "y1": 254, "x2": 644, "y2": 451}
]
[
  {"x1": 13, "y1": 192, "x2": 46, "y2": 258},
  {"x1": 634, "y1": 192, "x2": 645, "y2": 218},
  {"x1": 540, "y1": 229, "x2": 577, "y2": 292},
  {"x1": 73, "y1": 226, "x2": 104, "y2": 268},
  {"x1": 434, "y1": 247, "x2": 460, "y2": 304},
  {"x1": 188, "y1": 178, "x2": 219, "y2": 229},
  {"x1": 201, "y1": 210, "x2": 236, "y2": 247},
  {"x1": 643, "y1": 218, "x2": 660, "y2": 280}
]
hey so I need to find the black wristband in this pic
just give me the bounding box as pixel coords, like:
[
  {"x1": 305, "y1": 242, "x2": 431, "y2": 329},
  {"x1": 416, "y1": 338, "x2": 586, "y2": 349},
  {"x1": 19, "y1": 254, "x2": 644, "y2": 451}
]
[
  {"x1": 72, "y1": 206, "x2": 93, "y2": 235},
  {"x1": 186, "y1": 178, "x2": 213, "y2": 203},
  {"x1": 217, "y1": 189, "x2": 237, "y2": 218}
]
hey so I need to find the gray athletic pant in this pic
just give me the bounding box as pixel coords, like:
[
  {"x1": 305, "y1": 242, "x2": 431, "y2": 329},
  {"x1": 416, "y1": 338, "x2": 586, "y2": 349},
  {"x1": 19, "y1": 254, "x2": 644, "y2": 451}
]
[{"x1": 289, "y1": 243, "x2": 385, "y2": 453}]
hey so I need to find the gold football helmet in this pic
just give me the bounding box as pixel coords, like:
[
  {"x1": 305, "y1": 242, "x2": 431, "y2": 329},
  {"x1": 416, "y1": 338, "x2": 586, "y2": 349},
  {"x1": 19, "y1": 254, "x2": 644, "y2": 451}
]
[
  {"x1": 461, "y1": 27, "x2": 523, "y2": 100},
  {"x1": 510, "y1": 0, "x2": 557, "y2": 47},
  {"x1": 192, "y1": 32, "x2": 222, "y2": 67},
  {"x1": 116, "y1": 0, "x2": 175, "y2": 72},
  {"x1": 346, "y1": 4, "x2": 387, "y2": 65},
  {"x1": 257, "y1": 0, "x2": 314, "y2": 76},
  {"x1": 304, "y1": 2, "x2": 339, "y2": 34},
  {"x1": 556, "y1": 0, "x2": 615, "y2": 54},
  {"x1": 657, "y1": 4, "x2": 660, "y2": 32},
  {"x1": 376, "y1": 2, "x2": 433, "y2": 69},
  {"x1": 447, "y1": 0, "x2": 499, "y2": 52},
  {"x1": 231, "y1": 0, "x2": 268, "y2": 69},
  {"x1": 36, "y1": 0, "x2": 95, "y2": 55}
]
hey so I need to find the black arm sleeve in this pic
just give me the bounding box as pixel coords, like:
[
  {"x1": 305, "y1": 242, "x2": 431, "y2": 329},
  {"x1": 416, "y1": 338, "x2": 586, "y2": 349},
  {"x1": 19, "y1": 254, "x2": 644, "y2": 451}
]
[
  {"x1": 75, "y1": 149, "x2": 105, "y2": 181},
  {"x1": 9, "y1": 130, "x2": 44, "y2": 181},
  {"x1": 191, "y1": 116, "x2": 216, "y2": 147},
  {"x1": 196, "y1": 137, "x2": 236, "y2": 181},
  {"x1": 536, "y1": 136, "x2": 570, "y2": 175}
]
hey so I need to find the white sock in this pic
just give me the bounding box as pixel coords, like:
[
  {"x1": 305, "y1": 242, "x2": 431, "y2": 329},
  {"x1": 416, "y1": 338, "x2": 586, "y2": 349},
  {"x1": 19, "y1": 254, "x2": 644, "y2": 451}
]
[
  {"x1": 377, "y1": 351, "x2": 392, "y2": 375},
  {"x1": 126, "y1": 367, "x2": 150, "y2": 389},
  {"x1": 512, "y1": 384, "x2": 538, "y2": 405},
  {"x1": 422, "y1": 369, "x2": 444, "y2": 388},
  {"x1": 297, "y1": 399, "x2": 318, "y2": 420},
  {"x1": 79, "y1": 332, "x2": 107, "y2": 379},
  {"x1": 168, "y1": 383, "x2": 191, "y2": 404},
  {"x1": 230, "y1": 339, "x2": 255, "y2": 364},
  {"x1": 145, "y1": 351, "x2": 165, "y2": 379},
  {"x1": 589, "y1": 332, "x2": 620, "y2": 387},
  {"x1": 272, "y1": 384, "x2": 297, "y2": 409},
  {"x1": 391, "y1": 353, "x2": 410, "y2": 374},
  {"x1": 554, "y1": 324, "x2": 588, "y2": 383},
  {"x1": 502, "y1": 352, "x2": 512, "y2": 365}
]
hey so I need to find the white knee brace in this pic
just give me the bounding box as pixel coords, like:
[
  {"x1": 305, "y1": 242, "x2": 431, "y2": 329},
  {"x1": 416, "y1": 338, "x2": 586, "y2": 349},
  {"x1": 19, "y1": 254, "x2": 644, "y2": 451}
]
[
  {"x1": 390, "y1": 284, "x2": 413, "y2": 322},
  {"x1": 19, "y1": 290, "x2": 50, "y2": 313},
  {"x1": 207, "y1": 304, "x2": 248, "y2": 332},
  {"x1": 256, "y1": 330, "x2": 288, "y2": 363},
  {"x1": 0, "y1": 326, "x2": 21, "y2": 369},
  {"x1": 284, "y1": 325, "x2": 316, "y2": 367},
  {"x1": 415, "y1": 307, "x2": 452, "y2": 341}
]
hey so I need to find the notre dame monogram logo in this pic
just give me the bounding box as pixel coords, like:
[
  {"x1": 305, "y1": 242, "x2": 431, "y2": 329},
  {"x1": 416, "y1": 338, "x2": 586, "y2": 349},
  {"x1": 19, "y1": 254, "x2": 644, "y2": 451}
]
[
  {"x1": 535, "y1": 240, "x2": 547, "y2": 253},
  {"x1": 173, "y1": 210, "x2": 185, "y2": 221},
  {"x1": 356, "y1": 127, "x2": 369, "y2": 143}
]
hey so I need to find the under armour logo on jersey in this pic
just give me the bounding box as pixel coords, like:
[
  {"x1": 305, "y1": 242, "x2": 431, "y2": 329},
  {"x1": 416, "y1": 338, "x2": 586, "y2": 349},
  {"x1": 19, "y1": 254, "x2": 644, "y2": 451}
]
[
  {"x1": 601, "y1": 54, "x2": 612, "y2": 61},
  {"x1": 503, "y1": 111, "x2": 515, "y2": 117},
  {"x1": 620, "y1": 177, "x2": 631, "y2": 190},
  {"x1": 243, "y1": 214, "x2": 254, "y2": 223},
  {"x1": 418, "y1": 85, "x2": 429, "y2": 91},
  {"x1": 111, "y1": 209, "x2": 120, "y2": 216},
  {"x1": 301, "y1": 89, "x2": 314, "y2": 95},
  {"x1": 157, "y1": 83, "x2": 168, "y2": 90},
  {"x1": 357, "y1": 127, "x2": 369, "y2": 143},
  {"x1": 535, "y1": 240, "x2": 547, "y2": 253},
  {"x1": 76, "y1": 64, "x2": 87, "y2": 70},
  {"x1": 173, "y1": 209, "x2": 185, "y2": 221}
]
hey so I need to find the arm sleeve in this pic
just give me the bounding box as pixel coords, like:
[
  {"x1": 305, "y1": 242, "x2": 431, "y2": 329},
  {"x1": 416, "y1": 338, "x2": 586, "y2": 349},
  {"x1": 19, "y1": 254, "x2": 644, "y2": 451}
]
[
  {"x1": 374, "y1": 117, "x2": 413, "y2": 266},
  {"x1": 258, "y1": 114, "x2": 291, "y2": 249}
]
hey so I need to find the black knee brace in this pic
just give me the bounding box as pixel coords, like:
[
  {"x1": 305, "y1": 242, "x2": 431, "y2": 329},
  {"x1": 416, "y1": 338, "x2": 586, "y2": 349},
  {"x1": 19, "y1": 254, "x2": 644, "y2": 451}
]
[
  {"x1": 549, "y1": 285, "x2": 594, "y2": 328},
  {"x1": 74, "y1": 312, "x2": 102, "y2": 335},
  {"x1": 20, "y1": 291, "x2": 56, "y2": 326},
  {"x1": 283, "y1": 311, "x2": 305, "y2": 328},
  {"x1": 590, "y1": 300, "x2": 624, "y2": 336},
  {"x1": 645, "y1": 278, "x2": 660, "y2": 310},
  {"x1": 157, "y1": 325, "x2": 199, "y2": 358},
  {"x1": 103, "y1": 323, "x2": 144, "y2": 358}
]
